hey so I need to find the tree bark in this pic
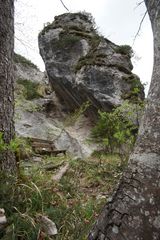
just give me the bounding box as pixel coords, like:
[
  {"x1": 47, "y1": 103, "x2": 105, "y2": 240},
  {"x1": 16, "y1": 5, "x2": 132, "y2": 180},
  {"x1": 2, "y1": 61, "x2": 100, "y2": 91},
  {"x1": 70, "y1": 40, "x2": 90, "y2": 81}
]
[
  {"x1": 0, "y1": 0, "x2": 16, "y2": 173},
  {"x1": 89, "y1": 1, "x2": 160, "y2": 239}
]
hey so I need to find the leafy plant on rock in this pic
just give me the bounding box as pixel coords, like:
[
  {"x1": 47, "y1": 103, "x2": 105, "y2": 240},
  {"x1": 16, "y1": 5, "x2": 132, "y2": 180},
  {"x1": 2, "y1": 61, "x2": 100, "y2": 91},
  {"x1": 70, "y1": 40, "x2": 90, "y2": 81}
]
[
  {"x1": 14, "y1": 53, "x2": 38, "y2": 70},
  {"x1": 115, "y1": 45, "x2": 133, "y2": 57},
  {"x1": 64, "y1": 101, "x2": 91, "y2": 126},
  {"x1": 91, "y1": 101, "x2": 142, "y2": 160},
  {"x1": 16, "y1": 79, "x2": 41, "y2": 100},
  {"x1": 0, "y1": 133, "x2": 32, "y2": 163}
]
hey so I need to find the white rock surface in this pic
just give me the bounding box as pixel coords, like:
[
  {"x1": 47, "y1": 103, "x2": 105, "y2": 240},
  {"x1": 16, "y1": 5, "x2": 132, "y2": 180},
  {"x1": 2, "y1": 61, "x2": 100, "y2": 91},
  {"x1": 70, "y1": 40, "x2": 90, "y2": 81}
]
[{"x1": 15, "y1": 60, "x2": 98, "y2": 158}]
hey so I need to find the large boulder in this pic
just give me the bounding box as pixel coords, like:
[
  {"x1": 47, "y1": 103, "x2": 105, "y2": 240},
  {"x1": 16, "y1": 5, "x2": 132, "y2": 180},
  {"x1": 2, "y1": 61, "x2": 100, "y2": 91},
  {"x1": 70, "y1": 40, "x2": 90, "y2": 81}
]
[{"x1": 38, "y1": 12, "x2": 144, "y2": 119}]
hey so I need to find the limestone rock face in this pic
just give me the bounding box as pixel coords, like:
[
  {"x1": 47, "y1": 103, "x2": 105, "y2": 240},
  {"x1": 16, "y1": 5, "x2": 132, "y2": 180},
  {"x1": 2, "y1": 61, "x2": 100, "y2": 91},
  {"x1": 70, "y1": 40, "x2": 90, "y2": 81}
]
[
  {"x1": 15, "y1": 58, "x2": 83, "y2": 157},
  {"x1": 39, "y1": 12, "x2": 144, "y2": 119},
  {"x1": 14, "y1": 57, "x2": 97, "y2": 158}
]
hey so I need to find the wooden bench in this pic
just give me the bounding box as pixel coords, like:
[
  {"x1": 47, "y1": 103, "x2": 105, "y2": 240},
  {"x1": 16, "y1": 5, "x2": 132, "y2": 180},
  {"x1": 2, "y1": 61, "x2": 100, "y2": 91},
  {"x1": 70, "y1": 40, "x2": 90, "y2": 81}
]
[{"x1": 29, "y1": 137, "x2": 66, "y2": 156}]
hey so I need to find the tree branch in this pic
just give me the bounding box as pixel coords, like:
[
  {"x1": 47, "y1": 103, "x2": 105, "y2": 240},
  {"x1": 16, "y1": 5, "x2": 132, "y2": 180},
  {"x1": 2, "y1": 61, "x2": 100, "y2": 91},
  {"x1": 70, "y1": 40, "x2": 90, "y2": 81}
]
[
  {"x1": 59, "y1": 0, "x2": 69, "y2": 11},
  {"x1": 132, "y1": 10, "x2": 147, "y2": 45},
  {"x1": 135, "y1": 1, "x2": 145, "y2": 9}
]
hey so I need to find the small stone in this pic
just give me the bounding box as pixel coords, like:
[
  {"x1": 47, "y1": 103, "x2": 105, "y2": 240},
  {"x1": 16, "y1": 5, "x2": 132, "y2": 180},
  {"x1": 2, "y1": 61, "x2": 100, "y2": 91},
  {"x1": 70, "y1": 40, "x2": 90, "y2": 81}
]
[
  {"x1": 144, "y1": 211, "x2": 149, "y2": 216},
  {"x1": 37, "y1": 214, "x2": 58, "y2": 236},
  {"x1": 0, "y1": 208, "x2": 7, "y2": 230},
  {"x1": 112, "y1": 225, "x2": 119, "y2": 234},
  {"x1": 32, "y1": 156, "x2": 42, "y2": 162}
]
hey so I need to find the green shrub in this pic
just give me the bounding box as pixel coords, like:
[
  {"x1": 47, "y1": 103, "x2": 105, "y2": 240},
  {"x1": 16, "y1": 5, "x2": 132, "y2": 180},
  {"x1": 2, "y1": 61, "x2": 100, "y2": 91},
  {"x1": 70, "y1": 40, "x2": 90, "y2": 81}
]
[
  {"x1": 122, "y1": 74, "x2": 144, "y2": 102},
  {"x1": 14, "y1": 53, "x2": 38, "y2": 70},
  {"x1": 0, "y1": 133, "x2": 32, "y2": 159},
  {"x1": 115, "y1": 45, "x2": 133, "y2": 57},
  {"x1": 91, "y1": 101, "x2": 140, "y2": 158},
  {"x1": 64, "y1": 101, "x2": 91, "y2": 126},
  {"x1": 16, "y1": 79, "x2": 41, "y2": 100}
]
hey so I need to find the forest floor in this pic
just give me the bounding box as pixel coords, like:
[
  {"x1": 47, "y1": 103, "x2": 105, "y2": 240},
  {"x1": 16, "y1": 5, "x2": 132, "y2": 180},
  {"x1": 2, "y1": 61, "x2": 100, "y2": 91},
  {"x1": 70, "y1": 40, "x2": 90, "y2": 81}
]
[{"x1": 0, "y1": 153, "x2": 127, "y2": 240}]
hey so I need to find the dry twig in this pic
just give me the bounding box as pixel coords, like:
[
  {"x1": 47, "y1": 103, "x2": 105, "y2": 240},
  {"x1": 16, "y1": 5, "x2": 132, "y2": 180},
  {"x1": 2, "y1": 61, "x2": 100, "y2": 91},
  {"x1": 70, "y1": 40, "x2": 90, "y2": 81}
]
[{"x1": 59, "y1": 0, "x2": 69, "y2": 11}]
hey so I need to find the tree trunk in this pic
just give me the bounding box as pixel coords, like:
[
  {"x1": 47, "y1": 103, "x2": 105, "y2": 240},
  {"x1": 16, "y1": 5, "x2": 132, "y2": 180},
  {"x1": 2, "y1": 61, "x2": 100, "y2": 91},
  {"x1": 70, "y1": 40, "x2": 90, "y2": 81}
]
[
  {"x1": 0, "y1": 0, "x2": 16, "y2": 173},
  {"x1": 89, "y1": 1, "x2": 160, "y2": 239}
]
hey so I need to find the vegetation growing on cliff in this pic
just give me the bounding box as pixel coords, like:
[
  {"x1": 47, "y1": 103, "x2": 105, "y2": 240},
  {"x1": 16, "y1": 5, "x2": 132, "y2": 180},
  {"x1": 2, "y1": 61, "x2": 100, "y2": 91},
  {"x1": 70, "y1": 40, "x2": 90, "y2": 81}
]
[
  {"x1": 115, "y1": 45, "x2": 133, "y2": 57},
  {"x1": 14, "y1": 53, "x2": 38, "y2": 70},
  {"x1": 53, "y1": 33, "x2": 81, "y2": 49},
  {"x1": 16, "y1": 79, "x2": 41, "y2": 100},
  {"x1": 122, "y1": 74, "x2": 145, "y2": 101},
  {"x1": 91, "y1": 101, "x2": 144, "y2": 159},
  {"x1": 40, "y1": 11, "x2": 97, "y2": 36}
]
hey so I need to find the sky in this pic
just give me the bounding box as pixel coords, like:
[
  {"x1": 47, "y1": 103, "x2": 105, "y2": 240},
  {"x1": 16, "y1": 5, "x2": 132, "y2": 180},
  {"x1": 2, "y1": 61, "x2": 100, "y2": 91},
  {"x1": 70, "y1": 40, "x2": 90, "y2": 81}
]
[{"x1": 15, "y1": 0, "x2": 153, "y2": 95}]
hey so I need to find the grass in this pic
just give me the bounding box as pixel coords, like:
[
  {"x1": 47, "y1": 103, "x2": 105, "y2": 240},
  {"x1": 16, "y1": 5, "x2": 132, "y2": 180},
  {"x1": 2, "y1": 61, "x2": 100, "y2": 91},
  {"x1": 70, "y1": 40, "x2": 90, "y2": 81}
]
[
  {"x1": 40, "y1": 12, "x2": 97, "y2": 36},
  {"x1": 74, "y1": 53, "x2": 106, "y2": 72},
  {"x1": 0, "y1": 154, "x2": 126, "y2": 240}
]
